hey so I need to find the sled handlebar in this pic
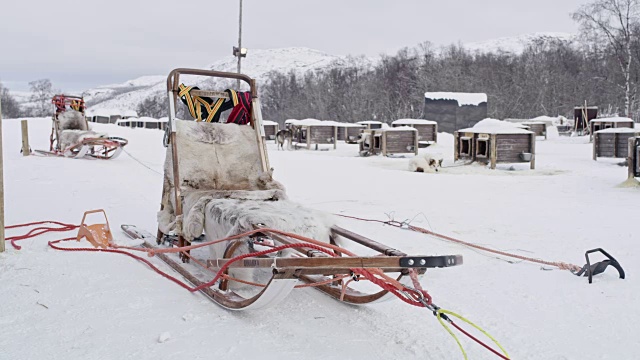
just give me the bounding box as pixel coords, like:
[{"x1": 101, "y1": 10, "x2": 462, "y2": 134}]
[{"x1": 166, "y1": 68, "x2": 257, "y2": 96}]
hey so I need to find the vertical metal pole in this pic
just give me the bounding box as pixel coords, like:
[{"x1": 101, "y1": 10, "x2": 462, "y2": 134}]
[
  {"x1": 237, "y1": 0, "x2": 243, "y2": 89},
  {"x1": 0, "y1": 98, "x2": 5, "y2": 252}
]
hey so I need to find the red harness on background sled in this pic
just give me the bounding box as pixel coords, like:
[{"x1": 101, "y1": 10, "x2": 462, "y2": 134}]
[{"x1": 178, "y1": 84, "x2": 251, "y2": 125}]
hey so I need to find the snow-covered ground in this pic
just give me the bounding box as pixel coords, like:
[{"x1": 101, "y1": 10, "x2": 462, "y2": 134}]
[{"x1": 1, "y1": 118, "x2": 638, "y2": 360}]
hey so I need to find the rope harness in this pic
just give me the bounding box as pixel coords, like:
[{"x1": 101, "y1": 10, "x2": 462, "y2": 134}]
[{"x1": 6, "y1": 219, "x2": 510, "y2": 360}]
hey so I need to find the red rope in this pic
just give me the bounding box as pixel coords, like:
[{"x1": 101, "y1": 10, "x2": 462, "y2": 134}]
[
  {"x1": 48, "y1": 238, "x2": 195, "y2": 292},
  {"x1": 6, "y1": 221, "x2": 79, "y2": 250},
  {"x1": 450, "y1": 321, "x2": 510, "y2": 360},
  {"x1": 7, "y1": 219, "x2": 506, "y2": 359}
]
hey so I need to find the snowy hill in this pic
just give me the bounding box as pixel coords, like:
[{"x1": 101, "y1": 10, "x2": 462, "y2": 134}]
[
  {"x1": 464, "y1": 32, "x2": 576, "y2": 54},
  {"x1": 84, "y1": 47, "x2": 361, "y2": 112},
  {"x1": 10, "y1": 33, "x2": 578, "y2": 112}
]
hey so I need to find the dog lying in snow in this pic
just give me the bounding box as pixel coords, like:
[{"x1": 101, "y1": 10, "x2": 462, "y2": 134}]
[
  {"x1": 275, "y1": 129, "x2": 293, "y2": 150},
  {"x1": 409, "y1": 153, "x2": 444, "y2": 173}
]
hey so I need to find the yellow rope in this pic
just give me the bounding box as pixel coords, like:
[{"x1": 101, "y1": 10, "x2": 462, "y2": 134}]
[
  {"x1": 436, "y1": 308, "x2": 510, "y2": 360},
  {"x1": 436, "y1": 310, "x2": 468, "y2": 359}
]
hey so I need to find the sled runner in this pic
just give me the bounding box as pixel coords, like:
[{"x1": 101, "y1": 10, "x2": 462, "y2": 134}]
[
  {"x1": 120, "y1": 68, "x2": 462, "y2": 310},
  {"x1": 35, "y1": 94, "x2": 128, "y2": 159}
]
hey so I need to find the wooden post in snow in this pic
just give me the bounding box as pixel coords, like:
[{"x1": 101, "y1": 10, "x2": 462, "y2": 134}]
[
  {"x1": 630, "y1": 137, "x2": 636, "y2": 180},
  {"x1": 530, "y1": 132, "x2": 536, "y2": 170},
  {"x1": 489, "y1": 134, "x2": 497, "y2": 169},
  {"x1": 0, "y1": 98, "x2": 5, "y2": 252},
  {"x1": 21, "y1": 120, "x2": 30, "y2": 156}
]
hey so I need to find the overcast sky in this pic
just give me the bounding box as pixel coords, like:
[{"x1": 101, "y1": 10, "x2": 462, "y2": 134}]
[{"x1": 0, "y1": 0, "x2": 591, "y2": 93}]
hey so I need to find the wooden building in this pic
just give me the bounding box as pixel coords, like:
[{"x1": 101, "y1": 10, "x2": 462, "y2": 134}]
[
  {"x1": 589, "y1": 117, "x2": 634, "y2": 141},
  {"x1": 359, "y1": 127, "x2": 418, "y2": 157},
  {"x1": 290, "y1": 119, "x2": 338, "y2": 150},
  {"x1": 424, "y1": 92, "x2": 488, "y2": 133},
  {"x1": 262, "y1": 120, "x2": 279, "y2": 140},
  {"x1": 454, "y1": 120, "x2": 536, "y2": 169},
  {"x1": 521, "y1": 121, "x2": 547, "y2": 139},
  {"x1": 593, "y1": 128, "x2": 640, "y2": 160},
  {"x1": 331, "y1": 122, "x2": 365, "y2": 143},
  {"x1": 574, "y1": 105, "x2": 598, "y2": 134},
  {"x1": 357, "y1": 120, "x2": 384, "y2": 130},
  {"x1": 391, "y1": 119, "x2": 437, "y2": 146}
]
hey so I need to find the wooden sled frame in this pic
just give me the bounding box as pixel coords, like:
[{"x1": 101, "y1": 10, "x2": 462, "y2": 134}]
[{"x1": 155, "y1": 68, "x2": 462, "y2": 310}]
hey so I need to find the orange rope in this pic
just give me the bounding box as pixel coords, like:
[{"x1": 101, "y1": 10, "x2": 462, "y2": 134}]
[
  {"x1": 337, "y1": 214, "x2": 582, "y2": 272},
  {"x1": 407, "y1": 224, "x2": 582, "y2": 272}
]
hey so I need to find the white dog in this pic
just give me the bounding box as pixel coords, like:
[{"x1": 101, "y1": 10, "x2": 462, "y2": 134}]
[{"x1": 409, "y1": 153, "x2": 444, "y2": 173}]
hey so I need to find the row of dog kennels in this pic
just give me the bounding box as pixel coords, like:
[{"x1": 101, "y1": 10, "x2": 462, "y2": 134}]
[
  {"x1": 278, "y1": 118, "x2": 438, "y2": 152},
  {"x1": 116, "y1": 117, "x2": 168, "y2": 130}
]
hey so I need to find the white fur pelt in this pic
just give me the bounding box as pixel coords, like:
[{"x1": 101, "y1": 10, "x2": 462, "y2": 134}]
[
  {"x1": 409, "y1": 152, "x2": 444, "y2": 173},
  {"x1": 58, "y1": 130, "x2": 102, "y2": 150},
  {"x1": 159, "y1": 120, "x2": 287, "y2": 235},
  {"x1": 202, "y1": 197, "x2": 336, "y2": 289},
  {"x1": 180, "y1": 189, "x2": 288, "y2": 240},
  {"x1": 58, "y1": 110, "x2": 88, "y2": 131}
]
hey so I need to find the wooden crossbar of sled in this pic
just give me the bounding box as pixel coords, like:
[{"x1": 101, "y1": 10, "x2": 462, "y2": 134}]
[{"x1": 135, "y1": 68, "x2": 462, "y2": 310}]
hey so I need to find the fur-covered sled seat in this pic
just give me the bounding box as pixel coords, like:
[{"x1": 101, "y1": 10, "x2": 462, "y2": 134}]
[
  {"x1": 157, "y1": 120, "x2": 336, "y2": 261},
  {"x1": 57, "y1": 110, "x2": 104, "y2": 150}
]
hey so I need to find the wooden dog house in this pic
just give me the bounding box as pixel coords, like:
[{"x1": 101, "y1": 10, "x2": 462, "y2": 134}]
[
  {"x1": 357, "y1": 120, "x2": 384, "y2": 130},
  {"x1": 334, "y1": 123, "x2": 365, "y2": 143},
  {"x1": 262, "y1": 120, "x2": 279, "y2": 140},
  {"x1": 589, "y1": 117, "x2": 634, "y2": 141},
  {"x1": 593, "y1": 128, "x2": 640, "y2": 160},
  {"x1": 291, "y1": 119, "x2": 338, "y2": 150},
  {"x1": 454, "y1": 120, "x2": 536, "y2": 169},
  {"x1": 359, "y1": 127, "x2": 418, "y2": 157},
  {"x1": 520, "y1": 121, "x2": 547, "y2": 139},
  {"x1": 391, "y1": 119, "x2": 437, "y2": 146}
]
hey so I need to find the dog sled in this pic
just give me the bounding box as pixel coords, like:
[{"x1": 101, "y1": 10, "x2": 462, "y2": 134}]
[
  {"x1": 35, "y1": 94, "x2": 128, "y2": 159},
  {"x1": 121, "y1": 68, "x2": 463, "y2": 310}
]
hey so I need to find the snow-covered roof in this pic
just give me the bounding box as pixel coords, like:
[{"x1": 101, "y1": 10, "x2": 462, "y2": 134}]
[
  {"x1": 284, "y1": 119, "x2": 299, "y2": 124},
  {"x1": 158, "y1": 117, "x2": 169, "y2": 122},
  {"x1": 392, "y1": 119, "x2": 437, "y2": 125},
  {"x1": 92, "y1": 108, "x2": 112, "y2": 117},
  {"x1": 384, "y1": 126, "x2": 418, "y2": 132},
  {"x1": 589, "y1": 117, "x2": 634, "y2": 123},
  {"x1": 532, "y1": 115, "x2": 558, "y2": 121},
  {"x1": 520, "y1": 121, "x2": 546, "y2": 125},
  {"x1": 123, "y1": 110, "x2": 138, "y2": 117},
  {"x1": 295, "y1": 118, "x2": 336, "y2": 126},
  {"x1": 357, "y1": 120, "x2": 383, "y2": 125},
  {"x1": 138, "y1": 116, "x2": 159, "y2": 122},
  {"x1": 595, "y1": 127, "x2": 640, "y2": 134},
  {"x1": 458, "y1": 118, "x2": 533, "y2": 134},
  {"x1": 424, "y1": 92, "x2": 488, "y2": 106},
  {"x1": 333, "y1": 122, "x2": 365, "y2": 128},
  {"x1": 90, "y1": 107, "x2": 125, "y2": 117},
  {"x1": 262, "y1": 120, "x2": 278, "y2": 126}
]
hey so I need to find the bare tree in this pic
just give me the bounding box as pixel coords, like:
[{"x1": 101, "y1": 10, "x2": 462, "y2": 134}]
[
  {"x1": 0, "y1": 82, "x2": 22, "y2": 118},
  {"x1": 573, "y1": 0, "x2": 640, "y2": 116},
  {"x1": 28, "y1": 79, "x2": 54, "y2": 116}
]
